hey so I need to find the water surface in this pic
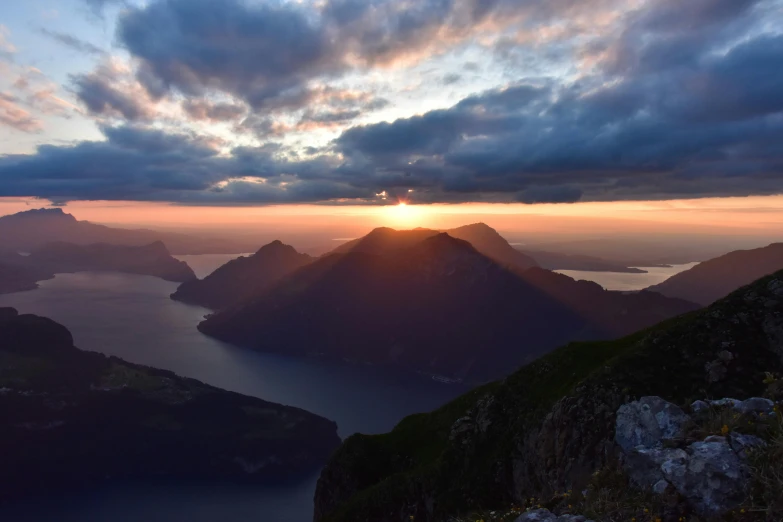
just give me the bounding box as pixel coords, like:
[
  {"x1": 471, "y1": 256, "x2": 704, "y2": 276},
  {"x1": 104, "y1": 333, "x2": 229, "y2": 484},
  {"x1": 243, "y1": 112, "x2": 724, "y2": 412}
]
[
  {"x1": 0, "y1": 270, "x2": 466, "y2": 522},
  {"x1": 556, "y1": 263, "x2": 699, "y2": 291}
]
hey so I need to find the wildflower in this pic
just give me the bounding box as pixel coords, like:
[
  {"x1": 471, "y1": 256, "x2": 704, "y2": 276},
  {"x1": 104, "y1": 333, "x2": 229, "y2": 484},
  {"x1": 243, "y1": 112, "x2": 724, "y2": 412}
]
[
  {"x1": 741, "y1": 508, "x2": 746, "y2": 514},
  {"x1": 644, "y1": 508, "x2": 649, "y2": 514},
  {"x1": 721, "y1": 424, "x2": 730, "y2": 435}
]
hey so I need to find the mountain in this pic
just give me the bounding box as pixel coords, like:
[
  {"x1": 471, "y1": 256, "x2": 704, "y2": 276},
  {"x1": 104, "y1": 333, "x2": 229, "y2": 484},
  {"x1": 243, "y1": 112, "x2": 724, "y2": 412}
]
[
  {"x1": 333, "y1": 223, "x2": 538, "y2": 271},
  {"x1": 0, "y1": 208, "x2": 254, "y2": 255},
  {"x1": 171, "y1": 241, "x2": 313, "y2": 309},
  {"x1": 0, "y1": 250, "x2": 54, "y2": 294},
  {"x1": 521, "y1": 249, "x2": 647, "y2": 273},
  {"x1": 0, "y1": 308, "x2": 340, "y2": 502},
  {"x1": 27, "y1": 241, "x2": 197, "y2": 283},
  {"x1": 647, "y1": 243, "x2": 783, "y2": 305},
  {"x1": 313, "y1": 269, "x2": 783, "y2": 522},
  {"x1": 445, "y1": 223, "x2": 538, "y2": 270},
  {"x1": 199, "y1": 230, "x2": 696, "y2": 381}
]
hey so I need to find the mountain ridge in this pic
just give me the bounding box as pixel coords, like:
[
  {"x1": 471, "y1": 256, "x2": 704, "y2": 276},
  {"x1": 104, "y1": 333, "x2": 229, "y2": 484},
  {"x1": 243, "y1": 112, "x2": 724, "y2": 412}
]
[
  {"x1": 198, "y1": 230, "x2": 697, "y2": 381},
  {"x1": 647, "y1": 242, "x2": 783, "y2": 305},
  {"x1": 313, "y1": 268, "x2": 783, "y2": 522}
]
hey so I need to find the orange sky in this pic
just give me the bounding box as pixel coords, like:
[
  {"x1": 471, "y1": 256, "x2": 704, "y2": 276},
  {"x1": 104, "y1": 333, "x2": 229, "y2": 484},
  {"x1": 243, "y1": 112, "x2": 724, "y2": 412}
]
[{"x1": 1, "y1": 196, "x2": 782, "y2": 241}]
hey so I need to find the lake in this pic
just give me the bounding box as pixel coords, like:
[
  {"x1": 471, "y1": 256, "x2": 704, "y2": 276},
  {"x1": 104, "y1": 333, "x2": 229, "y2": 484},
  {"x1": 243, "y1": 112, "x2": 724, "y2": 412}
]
[
  {"x1": 0, "y1": 267, "x2": 466, "y2": 522},
  {"x1": 556, "y1": 263, "x2": 699, "y2": 291}
]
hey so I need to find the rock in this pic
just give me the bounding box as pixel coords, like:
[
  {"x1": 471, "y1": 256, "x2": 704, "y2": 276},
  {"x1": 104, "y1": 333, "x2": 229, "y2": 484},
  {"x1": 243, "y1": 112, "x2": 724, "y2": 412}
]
[
  {"x1": 615, "y1": 396, "x2": 692, "y2": 452},
  {"x1": 662, "y1": 437, "x2": 746, "y2": 516},
  {"x1": 515, "y1": 509, "x2": 558, "y2": 521},
  {"x1": 736, "y1": 397, "x2": 775, "y2": 414},
  {"x1": 690, "y1": 400, "x2": 709, "y2": 414},
  {"x1": 652, "y1": 479, "x2": 670, "y2": 494},
  {"x1": 624, "y1": 446, "x2": 688, "y2": 489},
  {"x1": 557, "y1": 511, "x2": 586, "y2": 521},
  {"x1": 728, "y1": 432, "x2": 767, "y2": 459}
]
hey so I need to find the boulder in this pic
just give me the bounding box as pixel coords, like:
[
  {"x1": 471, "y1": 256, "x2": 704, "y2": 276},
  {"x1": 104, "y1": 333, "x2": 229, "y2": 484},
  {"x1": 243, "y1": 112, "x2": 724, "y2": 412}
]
[
  {"x1": 728, "y1": 432, "x2": 767, "y2": 459},
  {"x1": 661, "y1": 436, "x2": 746, "y2": 516},
  {"x1": 615, "y1": 396, "x2": 692, "y2": 452},
  {"x1": 624, "y1": 446, "x2": 688, "y2": 489},
  {"x1": 736, "y1": 397, "x2": 775, "y2": 414},
  {"x1": 515, "y1": 509, "x2": 557, "y2": 522}
]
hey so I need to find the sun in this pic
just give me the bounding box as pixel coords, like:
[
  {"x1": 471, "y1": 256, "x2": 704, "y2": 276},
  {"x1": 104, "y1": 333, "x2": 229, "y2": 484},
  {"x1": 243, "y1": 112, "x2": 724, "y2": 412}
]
[{"x1": 384, "y1": 201, "x2": 422, "y2": 227}]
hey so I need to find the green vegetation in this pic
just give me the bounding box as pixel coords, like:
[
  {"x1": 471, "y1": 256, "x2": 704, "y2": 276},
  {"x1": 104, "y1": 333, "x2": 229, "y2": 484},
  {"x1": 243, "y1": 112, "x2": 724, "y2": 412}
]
[{"x1": 318, "y1": 271, "x2": 783, "y2": 522}]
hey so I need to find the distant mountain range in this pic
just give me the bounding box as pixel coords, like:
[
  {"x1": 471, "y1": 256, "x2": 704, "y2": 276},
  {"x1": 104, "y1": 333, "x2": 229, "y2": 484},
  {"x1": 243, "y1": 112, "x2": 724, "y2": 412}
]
[
  {"x1": 0, "y1": 208, "x2": 255, "y2": 255},
  {"x1": 647, "y1": 242, "x2": 783, "y2": 305},
  {"x1": 198, "y1": 226, "x2": 697, "y2": 381},
  {"x1": 27, "y1": 241, "x2": 197, "y2": 283},
  {"x1": 171, "y1": 241, "x2": 312, "y2": 309},
  {"x1": 0, "y1": 241, "x2": 196, "y2": 294},
  {"x1": 0, "y1": 308, "x2": 340, "y2": 502},
  {"x1": 520, "y1": 249, "x2": 649, "y2": 273},
  {"x1": 0, "y1": 250, "x2": 54, "y2": 295}
]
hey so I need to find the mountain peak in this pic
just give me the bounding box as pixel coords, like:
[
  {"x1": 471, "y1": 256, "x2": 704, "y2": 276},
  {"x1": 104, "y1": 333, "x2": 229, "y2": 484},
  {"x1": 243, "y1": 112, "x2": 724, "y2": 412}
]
[{"x1": 3, "y1": 208, "x2": 76, "y2": 222}]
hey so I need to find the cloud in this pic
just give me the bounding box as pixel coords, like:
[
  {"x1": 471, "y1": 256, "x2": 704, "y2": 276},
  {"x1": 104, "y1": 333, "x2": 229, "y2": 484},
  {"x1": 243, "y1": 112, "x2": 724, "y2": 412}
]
[
  {"x1": 0, "y1": 92, "x2": 43, "y2": 133},
  {"x1": 0, "y1": 125, "x2": 373, "y2": 204},
  {"x1": 182, "y1": 99, "x2": 246, "y2": 122},
  {"x1": 72, "y1": 61, "x2": 156, "y2": 121},
  {"x1": 39, "y1": 29, "x2": 105, "y2": 56},
  {"x1": 4, "y1": 0, "x2": 783, "y2": 206}
]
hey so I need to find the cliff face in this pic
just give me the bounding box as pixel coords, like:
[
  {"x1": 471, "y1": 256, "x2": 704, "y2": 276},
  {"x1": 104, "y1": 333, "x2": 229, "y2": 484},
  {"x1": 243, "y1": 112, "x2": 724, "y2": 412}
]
[
  {"x1": 0, "y1": 308, "x2": 340, "y2": 501},
  {"x1": 314, "y1": 271, "x2": 783, "y2": 522},
  {"x1": 27, "y1": 241, "x2": 197, "y2": 283},
  {"x1": 171, "y1": 240, "x2": 312, "y2": 310}
]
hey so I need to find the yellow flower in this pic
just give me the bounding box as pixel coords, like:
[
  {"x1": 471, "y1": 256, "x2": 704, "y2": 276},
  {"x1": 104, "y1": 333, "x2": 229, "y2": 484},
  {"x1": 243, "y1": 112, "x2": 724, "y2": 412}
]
[
  {"x1": 721, "y1": 424, "x2": 730, "y2": 435},
  {"x1": 644, "y1": 508, "x2": 649, "y2": 513}
]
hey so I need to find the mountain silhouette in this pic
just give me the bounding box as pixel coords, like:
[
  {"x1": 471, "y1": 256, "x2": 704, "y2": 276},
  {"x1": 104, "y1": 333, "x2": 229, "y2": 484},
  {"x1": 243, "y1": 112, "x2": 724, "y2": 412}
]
[
  {"x1": 0, "y1": 208, "x2": 252, "y2": 255},
  {"x1": 647, "y1": 242, "x2": 783, "y2": 305},
  {"x1": 171, "y1": 241, "x2": 313, "y2": 309},
  {"x1": 333, "y1": 223, "x2": 538, "y2": 271},
  {"x1": 0, "y1": 308, "x2": 340, "y2": 502},
  {"x1": 27, "y1": 241, "x2": 197, "y2": 283},
  {"x1": 199, "y1": 229, "x2": 696, "y2": 381}
]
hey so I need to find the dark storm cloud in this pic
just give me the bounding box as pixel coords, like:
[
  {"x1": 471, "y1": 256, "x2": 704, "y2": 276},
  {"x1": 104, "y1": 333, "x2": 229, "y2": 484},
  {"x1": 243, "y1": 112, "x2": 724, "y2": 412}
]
[
  {"x1": 6, "y1": 0, "x2": 783, "y2": 205},
  {"x1": 113, "y1": 0, "x2": 588, "y2": 108},
  {"x1": 0, "y1": 125, "x2": 374, "y2": 204}
]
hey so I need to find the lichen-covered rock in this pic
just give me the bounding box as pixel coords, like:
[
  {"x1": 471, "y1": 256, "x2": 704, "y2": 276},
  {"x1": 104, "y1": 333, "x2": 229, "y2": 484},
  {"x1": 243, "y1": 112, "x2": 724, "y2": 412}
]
[
  {"x1": 623, "y1": 446, "x2": 688, "y2": 489},
  {"x1": 615, "y1": 396, "x2": 691, "y2": 452},
  {"x1": 737, "y1": 397, "x2": 775, "y2": 414},
  {"x1": 662, "y1": 436, "x2": 746, "y2": 515},
  {"x1": 514, "y1": 509, "x2": 592, "y2": 522},
  {"x1": 728, "y1": 432, "x2": 767, "y2": 459},
  {"x1": 514, "y1": 509, "x2": 558, "y2": 522}
]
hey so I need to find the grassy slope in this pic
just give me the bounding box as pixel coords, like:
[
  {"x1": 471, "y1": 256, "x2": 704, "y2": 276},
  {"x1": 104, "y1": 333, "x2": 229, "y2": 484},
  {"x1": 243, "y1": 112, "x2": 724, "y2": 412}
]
[{"x1": 319, "y1": 270, "x2": 783, "y2": 521}]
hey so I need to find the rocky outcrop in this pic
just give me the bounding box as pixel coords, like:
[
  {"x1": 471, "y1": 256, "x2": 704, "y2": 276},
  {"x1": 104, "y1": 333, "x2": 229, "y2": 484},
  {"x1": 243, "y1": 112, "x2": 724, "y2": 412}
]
[
  {"x1": 515, "y1": 509, "x2": 593, "y2": 522},
  {"x1": 0, "y1": 308, "x2": 340, "y2": 501},
  {"x1": 615, "y1": 396, "x2": 775, "y2": 516},
  {"x1": 171, "y1": 240, "x2": 312, "y2": 309},
  {"x1": 314, "y1": 270, "x2": 783, "y2": 522}
]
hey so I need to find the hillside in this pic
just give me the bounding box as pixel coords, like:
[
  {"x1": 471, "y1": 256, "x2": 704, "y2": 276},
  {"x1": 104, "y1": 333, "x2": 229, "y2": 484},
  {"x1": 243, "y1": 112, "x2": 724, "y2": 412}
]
[
  {"x1": 0, "y1": 308, "x2": 340, "y2": 502},
  {"x1": 199, "y1": 231, "x2": 696, "y2": 382},
  {"x1": 0, "y1": 208, "x2": 253, "y2": 255},
  {"x1": 313, "y1": 269, "x2": 783, "y2": 522},
  {"x1": 647, "y1": 243, "x2": 783, "y2": 305},
  {"x1": 171, "y1": 241, "x2": 313, "y2": 310},
  {"x1": 27, "y1": 241, "x2": 197, "y2": 283}
]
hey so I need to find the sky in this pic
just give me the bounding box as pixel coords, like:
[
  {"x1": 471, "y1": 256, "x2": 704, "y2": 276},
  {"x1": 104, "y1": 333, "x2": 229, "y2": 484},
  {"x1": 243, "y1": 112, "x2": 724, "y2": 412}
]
[{"x1": 0, "y1": 0, "x2": 782, "y2": 220}]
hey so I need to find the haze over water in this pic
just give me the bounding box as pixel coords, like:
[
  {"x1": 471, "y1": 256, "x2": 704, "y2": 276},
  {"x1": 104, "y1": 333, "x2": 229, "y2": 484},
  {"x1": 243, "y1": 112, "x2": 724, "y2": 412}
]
[{"x1": 0, "y1": 266, "x2": 466, "y2": 522}]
